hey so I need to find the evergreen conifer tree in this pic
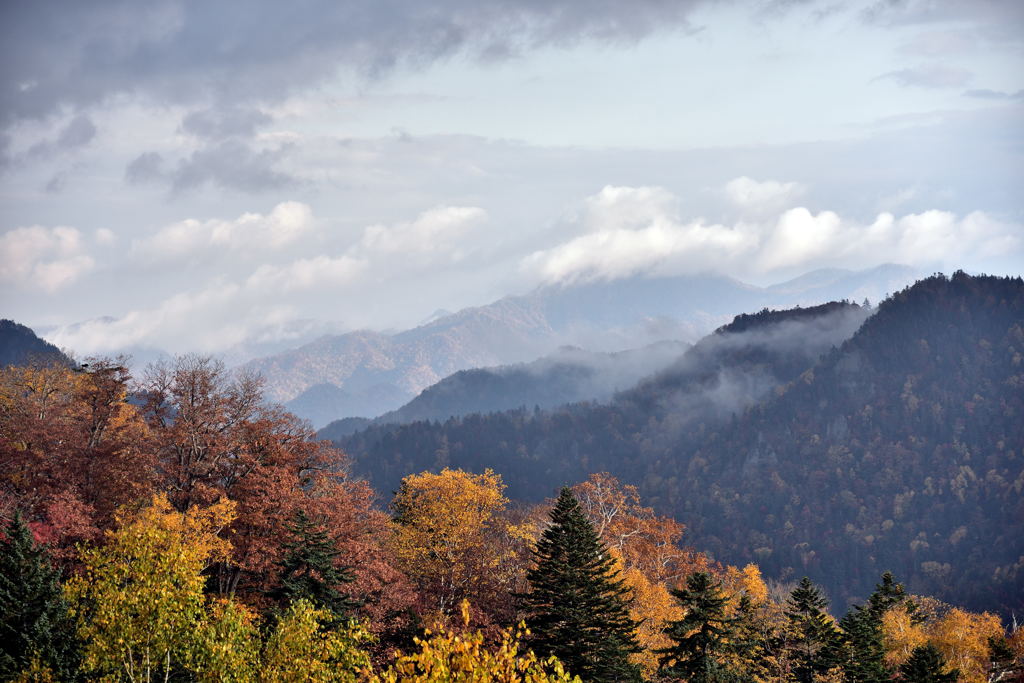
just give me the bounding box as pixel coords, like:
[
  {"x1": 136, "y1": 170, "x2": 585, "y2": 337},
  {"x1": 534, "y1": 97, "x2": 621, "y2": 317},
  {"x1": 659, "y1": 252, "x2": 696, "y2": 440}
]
[
  {"x1": 269, "y1": 510, "x2": 361, "y2": 620},
  {"x1": 866, "y1": 571, "x2": 918, "y2": 622},
  {"x1": 521, "y1": 487, "x2": 642, "y2": 682},
  {"x1": 657, "y1": 571, "x2": 742, "y2": 682},
  {"x1": 784, "y1": 577, "x2": 842, "y2": 683},
  {"x1": 0, "y1": 512, "x2": 81, "y2": 680},
  {"x1": 898, "y1": 644, "x2": 959, "y2": 682},
  {"x1": 838, "y1": 607, "x2": 889, "y2": 683}
]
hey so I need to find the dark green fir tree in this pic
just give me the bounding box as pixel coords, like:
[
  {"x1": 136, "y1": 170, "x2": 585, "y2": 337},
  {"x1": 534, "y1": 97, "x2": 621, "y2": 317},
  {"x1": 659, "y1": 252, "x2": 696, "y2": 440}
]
[
  {"x1": 268, "y1": 510, "x2": 361, "y2": 620},
  {"x1": 838, "y1": 606, "x2": 889, "y2": 683},
  {"x1": 0, "y1": 512, "x2": 81, "y2": 681},
  {"x1": 657, "y1": 571, "x2": 742, "y2": 682},
  {"x1": 784, "y1": 577, "x2": 843, "y2": 683},
  {"x1": 521, "y1": 487, "x2": 642, "y2": 683},
  {"x1": 866, "y1": 571, "x2": 918, "y2": 622},
  {"x1": 898, "y1": 644, "x2": 959, "y2": 682}
]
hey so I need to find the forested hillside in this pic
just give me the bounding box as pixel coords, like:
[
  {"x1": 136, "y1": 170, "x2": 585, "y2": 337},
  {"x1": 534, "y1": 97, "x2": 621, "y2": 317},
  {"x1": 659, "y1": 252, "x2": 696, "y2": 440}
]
[
  {"x1": 318, "y1": 341, "x2": 689, "y2": 441},
  {"x1": 2, "y1": 299, "x2": 1022, "y2": 680},
  {"x1": 338, "y1": 272, "x2": 1024, "y2": 615},
  {"x1": 0, "y1": 319, "x2": 71, "y2": 368}
]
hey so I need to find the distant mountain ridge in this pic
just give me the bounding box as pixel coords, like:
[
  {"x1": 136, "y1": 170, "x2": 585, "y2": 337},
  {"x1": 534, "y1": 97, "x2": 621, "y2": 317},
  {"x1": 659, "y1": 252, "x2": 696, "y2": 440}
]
[
  {"x1": 247, "y1": 264, "x2": 917, "y2": 426},
  {"x1": 318, "y1": 340, "x2": 690, "y2": 441},
  {"x1": 335, "y1": 272, "x2": 1024, "y2": 614},
  {"x1": 0, "y1": 320, "x2": 73, "y2": 368}
]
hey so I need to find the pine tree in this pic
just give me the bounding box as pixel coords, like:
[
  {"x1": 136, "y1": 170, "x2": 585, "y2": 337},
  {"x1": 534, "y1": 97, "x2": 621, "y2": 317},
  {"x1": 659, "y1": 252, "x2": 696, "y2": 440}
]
[
  {"x1": 784, "y1": 577, "x2": 842, "y2": 683},
  {"x1": 521, "y1": 487, "x2": 642, "y2": 682},
  {"x1": 866, "y1": 571, "x2": 918, "y2": 622},
  {"x1": 657, "y1": 571, "x2": 742, "y2": 682},
  {"x1": 838, "y1": 607, "x2": 889, "y2": 683},
  {"x1": 898, "y1": 644, "x2": 959, "y2": 682},
  {"x1": 0, "y1": 512, "x2": 81, "y2": 680},
  {"x1": 269, "y1": 510, "x2": 361, "y2": 620}
]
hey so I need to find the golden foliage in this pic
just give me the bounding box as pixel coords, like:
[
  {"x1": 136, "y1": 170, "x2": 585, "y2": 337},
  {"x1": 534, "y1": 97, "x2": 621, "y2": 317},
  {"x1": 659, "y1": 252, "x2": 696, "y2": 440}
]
[
  {"x1": 262, "y1": 600, "x2": 374, "y2": 682},
  {"x1": 391, "y1": 468, "x2": 516, "y2": 615},
  {"x1": 928, "y1": 607, "x2": 1004, "y2": 683},
  {"x1": 375, "y1": 600, "x2": 579, "y2": 682},
  {"x1": 881, "y1": 604, "x2": 928, "y2": 668},
  {"x1": 65, "y1": 493, "x2": 236, "y2": 682},
  {"x1": 621, "y1": 565, "x2": 682, "y2": 679}
]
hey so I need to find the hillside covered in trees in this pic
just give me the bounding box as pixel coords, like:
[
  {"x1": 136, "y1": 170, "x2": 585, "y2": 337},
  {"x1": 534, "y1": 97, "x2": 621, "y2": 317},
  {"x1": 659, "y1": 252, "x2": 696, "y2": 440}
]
[
  {"x1": 337, "y1": 272, "x2": 1024, "y2": 616},
  {"x1": 1, "y1": 272, "x2": 1022, "y2": 681}
]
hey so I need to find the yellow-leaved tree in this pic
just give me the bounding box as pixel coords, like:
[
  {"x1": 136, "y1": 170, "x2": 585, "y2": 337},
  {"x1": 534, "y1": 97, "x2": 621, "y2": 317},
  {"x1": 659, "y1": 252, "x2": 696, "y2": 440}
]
[
  {"x1": 376, "y1": 600, "x2": 579, "y2": 682},
  {"x1": 390, "y1": 468, "x2": 520, "y2": 620},
  {"x1": 928, "y1": 607, "x2": 1004, "y2": 683},
  {"x1": 66, "y1": 493, "x2": 375, "y2": 682},
  {"x1": 66, "y1": 493, "x2": 235, "y2": 682},
  {"x1": 261, "y1": 599, "x2": 373, "y2": 682},
  {"x1": 880, "y1": 603, "x2": 928, "y2": 668}
]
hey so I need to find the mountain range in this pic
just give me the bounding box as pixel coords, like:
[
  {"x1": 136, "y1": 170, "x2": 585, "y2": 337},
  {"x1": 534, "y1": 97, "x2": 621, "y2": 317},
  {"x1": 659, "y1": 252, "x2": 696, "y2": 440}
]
[
  {"x1": 335, "y1": 272, "x2": 1024, "y2": 615},
  {"x1": 247, "y1": 264, "x2": 917, "y2": 426}
]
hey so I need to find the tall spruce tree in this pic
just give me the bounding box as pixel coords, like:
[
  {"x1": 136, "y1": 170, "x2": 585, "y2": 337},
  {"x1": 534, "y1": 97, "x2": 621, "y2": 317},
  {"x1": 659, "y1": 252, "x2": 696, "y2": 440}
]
[
  {"x1": 784, "y1": 577, "x2": 842, "y2": 683},
  {"x1": 866, "y1": 571, "x2": 918, "y2": 622},
  {"x1": 657, "y1": 571, "x2": 743, "y2": 682},
  {"x1": 836, "y1": 572, "x2": 918, "y2": 683},
  {"x1": 898, "y1": 644, "x2": 959, "y2": 682},
  {"x1": 521, "y1": 487, "x2": 642, "y2": 683},
  {"x1": 268, "y1": 510, "x2": 361, "y2": 620},
  {"x1": 838, "y1": 607, "x2": 889, "y2": 683},
  {"x1": 0, "y1": 512, "x2": 81, "y2": 680}
]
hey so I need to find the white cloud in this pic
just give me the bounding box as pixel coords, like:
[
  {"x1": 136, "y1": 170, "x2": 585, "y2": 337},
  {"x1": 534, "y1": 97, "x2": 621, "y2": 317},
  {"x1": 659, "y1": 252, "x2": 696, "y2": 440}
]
[
  {"x1": 133, "y1": 201, "x2": 314, "y2": 260},
  {"x1": 42, "y1": 204, "x2": 482, "y2": 355},
  {"x1": 725, "y1": 176, "x2": 805, "y2": 211},
  {"x1": 0, "y1": 225, "x2": 94, "y2": 291},
  {"x1": 356, "y1": 205, "x2": 486, "y2": 256},
  {"x1": 94, "y1": 228, "x2": 117, "y2": 245},
  {"x1": 523, "y1": 184, "x2": 1024, "y2": 284},
  {"x1": 246, "y1": 254, "x2": 366, "y2": 292}
]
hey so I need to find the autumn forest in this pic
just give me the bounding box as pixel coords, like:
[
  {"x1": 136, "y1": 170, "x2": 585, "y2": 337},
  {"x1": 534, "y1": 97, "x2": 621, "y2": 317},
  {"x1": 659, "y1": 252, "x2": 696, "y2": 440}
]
[{"x1": 2, "y1": 272, "x2": 1023, "y2": 682}]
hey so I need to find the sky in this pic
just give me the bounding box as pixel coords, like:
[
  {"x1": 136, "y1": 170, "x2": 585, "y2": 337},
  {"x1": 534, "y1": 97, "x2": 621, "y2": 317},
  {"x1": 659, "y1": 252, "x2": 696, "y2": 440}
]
[{"x1": 1, "y1": 0, "x2": 1022, "y2": 359}]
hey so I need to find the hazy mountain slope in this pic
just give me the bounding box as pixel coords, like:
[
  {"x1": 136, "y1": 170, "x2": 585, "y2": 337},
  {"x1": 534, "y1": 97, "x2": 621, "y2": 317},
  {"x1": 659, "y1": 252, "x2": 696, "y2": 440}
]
[
  {"x1": 0, "y1": 320, "x2": 73, "y2": 368},
  {"x1": 318, "y1": 340, "x2": 690, "y2": 440},
  {"x1": 249, "y1": 265, "x2": 918, "y2": 426},
  {"x1": 336, "y1": 272, "x2": 1024, "y2": 613}
]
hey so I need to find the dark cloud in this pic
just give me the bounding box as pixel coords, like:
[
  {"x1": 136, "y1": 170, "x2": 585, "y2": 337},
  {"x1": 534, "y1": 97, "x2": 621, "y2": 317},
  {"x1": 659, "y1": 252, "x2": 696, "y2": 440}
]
[
  {"x1": 57, "y1": 114, "x2": 97, "y2": 147},
  {"x1": 874, "y1": 64, "x2": 973, "y2": 89},
  {"x1": 964, "y1": 88, "x2": 1024, "y2": 101},
  {"x1": 17, "y1": 114, "x2": 97, "y2": 165},
  {"x1": 180, "y1": 106, "x2": 273, "y2": 140},
  {"x1": 860, "y1": 0, "x2": 1024, "y2": 28},
  {"x1": 1, "y1": 0, "x2": 704, "y2": 126},
  {"x1": 125, "y1": 151, "x2": 165, "y2": 184},
  {"x1": 170, "y1": 139, "x2": 297, "y2": 194},
  {"x1": 44, "y1": 170, "x2": 68, "y2": 193}
]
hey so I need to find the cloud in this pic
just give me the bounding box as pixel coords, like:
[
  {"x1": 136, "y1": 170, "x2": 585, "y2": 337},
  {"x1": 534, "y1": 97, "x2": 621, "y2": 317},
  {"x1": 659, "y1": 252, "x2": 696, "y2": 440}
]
[
  {"x1": 875, "y1": 63, "x2": 973, "y2": 89},
  {"x1": 21, "y1": 114, "x2": 97, "y2": 163},
  {"x1": 180, "y1": 106, "x2": 273, "y2": 140},
  {"x1": 246, "y1": 254, "x2": 367, "y2": 292},
  {"x1": 125, "y1": 151, "x2": 165, "y2": 183},
  {"x1": 1, "y1": 0, "x2": 703, "y2": 127},
  {"x1": 0, "y1": 225, "x2": 94, "y2": 291},
  {"x1": 522, "y1": 183, "x2": 1024, "y2": 284},
  {"x1": 133, "y1": 201, "x2": 314, "y2": 260},
  {"x1": 963, "y1": 89, "x2": 1024, "y2": 101},
  {"x1": 45, "y1": 202, "x2": 484, "y2": 354},
  {"x1": 126, "y1": 139, "x2": 298, "y2": 193},
  {"x1": 356, "y1": 205, "x2": 486, "y2": 255},
  {"x1": 725, "y1": 176, "x2": 804, "y2": 212}
]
